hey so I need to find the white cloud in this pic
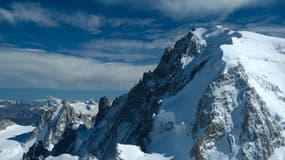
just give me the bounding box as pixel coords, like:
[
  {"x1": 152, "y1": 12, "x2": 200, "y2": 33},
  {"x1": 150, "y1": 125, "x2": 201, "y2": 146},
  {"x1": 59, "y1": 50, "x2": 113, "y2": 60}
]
[
  {"x1": 248, "y1": 26, "x2": 285, "y2": 37},
  {"x1": 64, "y1": 26, "x2": 190, "y2": 62},
  {"x1": 0, "y1": 2, "x2": 57, "y2": 27},
  {"x1": 0, "y1": 47, "x2": 155, "y2": 90},
  {"x1": 153, "y1": 0, "x2": 259, "y2": 18},
  {"x1": 234, "y1": 24, "x2": 285, "y2": 38},
  {"x1": 58, "y1": 14, "x2": 154, "y2": 33},
  {"x1": 99, "y1": 0, "x2": 274, "y2": 19},
  {"x1": 107, "y1": 18, "x2": 154, "y2": 27},
  {"x1": 63, "y1": 49, "x2": 158, "y2": 63},
  {"x1": 57, "y1": 12, "x2": 102, "y2": 33},
  {"x1": 78, "y1": 37, "x2": 179, "y2": 62},
  {"x1": 226, "y1": 15, "x2": 285, "y2": 38},
  {"x1": 0, "y1": 2, "x2": 154, "y2": 33},
  {"x1": 85, "y1": 39, "x2": 171, "y2": 50},
  {"x1": 62, "y1": 39, "x2": 165, "y2": 63},
  {"x1": 83, "y1": 26, "x2": 190, "y2": 53},
  {"x1": 86, "y1": 24, "x2": 190, "y2": 48}
]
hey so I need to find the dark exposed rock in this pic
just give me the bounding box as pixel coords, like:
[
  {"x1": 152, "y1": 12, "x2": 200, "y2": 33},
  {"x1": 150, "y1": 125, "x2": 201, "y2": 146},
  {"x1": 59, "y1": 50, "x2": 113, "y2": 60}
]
[
  {"x1": 72, "y1": 30, "x2": 208, "y2": 160},
  {"x1": 99, "y1": 96, "x2": 111, "y2": 110},
  {"x1": 190, "y1": 65, "x2": 285, "y2": 160},
  {"x1": 24, "y1": 99, "x2": 98, "y2": 159},
  {"x1": 95, "y1": 96, "x2": 112, "y2": 123},
  {"x1": 23, "y1": 141, "x2": 49, "y2": 160}
]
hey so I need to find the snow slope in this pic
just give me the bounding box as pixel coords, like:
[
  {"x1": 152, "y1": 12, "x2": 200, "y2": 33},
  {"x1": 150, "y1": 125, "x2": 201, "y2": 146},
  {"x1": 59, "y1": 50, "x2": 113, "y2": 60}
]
[
  {"x1": 46, "y1": 154, "x2": 80, "y2": 160},
  {"x1": 148, "y1": 26, "x2": 285, "y2": 159},
  {"x1": 269, "y1": 147, "x2": 285, "y2": 160},
  {"x1": 0, "y1": 124, "x2": 35, "y2": 160},
  {"x1": 222, "y1": 31, "x2": 285, "y2": 120},
  {"x1": 117, "y1": 144, "x2": 172, "y2": 160}
]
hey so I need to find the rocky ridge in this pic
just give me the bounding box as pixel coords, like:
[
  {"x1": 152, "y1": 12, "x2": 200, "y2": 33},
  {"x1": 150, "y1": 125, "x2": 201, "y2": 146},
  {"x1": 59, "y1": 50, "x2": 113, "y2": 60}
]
[{"x1": 23, "y1": 26, "x2": 285, "y2": 160}]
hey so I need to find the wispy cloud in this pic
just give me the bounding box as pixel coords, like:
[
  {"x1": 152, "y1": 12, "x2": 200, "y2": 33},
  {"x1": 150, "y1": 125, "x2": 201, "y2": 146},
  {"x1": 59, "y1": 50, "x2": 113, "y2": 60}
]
[
  {"x1": 85, "y1": 39, "x2": 169, "y2": 50},
  {"x1": 233, "y1": 24, "x2": 285, "y2": 38},
  {"x1": 63, "y1": 49, "x2": 158, "y2": 63},
  {"x1": 57, "y1": 14, "x2": 154, "y2": 33},
  {"x1": 246, "y1": 26, "x2": 285, "y2": 37},
  {"x1": 61, "y1": 25, "x2": 191, "y2": 63},
  {"x1": 0, "y1": 47, "x2": 155, "y2": 90},
  {"x1": 64, "y1": 38, "x2": 167, "y2": 63},
  {"x1": 84, "y1": 24, "x2": 191, "y2": 52},
  {"x1": 152, "y1": 0, "x2": 272, "y2": 18},
  {"x1": 107, "y1": 18, "x2": 154, "y2": 27},
  {"x1": 226, "y1": 14, "x2": 285, "y2": 38},
  {"x1": 0, "y1": 2, "x2": 154, "y2": 33},
  {"x1": 99, "y1": 0, "x2": 276, "y2": 19},
  {"x1": 0, "y1": 2, "x2": 57, "y2": 27},
  {"x1": 74, "y1": 30, "x2": 186, "y2": 62},
  {"x1": 57, "y1": 12, "x2": 102, "y2": 33}
]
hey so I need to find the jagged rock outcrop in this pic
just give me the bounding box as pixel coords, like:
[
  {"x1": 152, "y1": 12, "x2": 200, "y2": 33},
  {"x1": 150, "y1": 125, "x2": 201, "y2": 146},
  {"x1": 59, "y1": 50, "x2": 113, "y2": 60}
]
[
  {"x1": 23, "y1": 99, "x2": 98, "y2": 159},
  {"x1": 191, "y1": 64, "x2": 285, "y2": 160},
  {"x1": 73, "y1": 30, "x2": 210, "y2": 160},
  {"x1": 23, "y1": 30, "x2": 210, "y2": 159},
  {"x1": 95, "y1": 96, "x2": 112, "y2": 123}
]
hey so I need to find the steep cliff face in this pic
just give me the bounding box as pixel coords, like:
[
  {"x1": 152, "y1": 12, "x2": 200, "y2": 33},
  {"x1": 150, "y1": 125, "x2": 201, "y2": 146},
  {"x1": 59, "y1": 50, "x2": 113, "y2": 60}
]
[
  {"x1": 23, "y1": 99, "x2": 98, "y2": 159},
  {"x1": 74, "y1": 28, "x2": 215, "y2": 160},
  {"x1": 24, "y1": 26, "x2": 285, "y2": 160},
  {"x1": 191, "y1": 64, "x2": 284, "y2": 160}
]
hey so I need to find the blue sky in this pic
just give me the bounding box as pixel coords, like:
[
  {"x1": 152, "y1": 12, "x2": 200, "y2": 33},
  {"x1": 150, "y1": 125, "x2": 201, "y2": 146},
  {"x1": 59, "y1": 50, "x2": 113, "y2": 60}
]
[{"x1": 0, "y1": 0, "x2": 284, "y2": 99}]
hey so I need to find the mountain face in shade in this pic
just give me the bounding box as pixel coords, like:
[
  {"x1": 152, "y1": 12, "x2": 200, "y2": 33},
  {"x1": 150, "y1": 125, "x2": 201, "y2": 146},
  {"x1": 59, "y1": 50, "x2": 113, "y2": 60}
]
[{"x1": 23, "y1": 26, "x2": 285, "y2": 160}]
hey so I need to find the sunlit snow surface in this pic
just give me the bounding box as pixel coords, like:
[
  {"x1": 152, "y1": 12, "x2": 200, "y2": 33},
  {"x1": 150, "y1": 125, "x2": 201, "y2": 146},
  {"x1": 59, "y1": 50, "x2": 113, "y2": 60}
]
[
  {"x1": 46, "y1": 154, "x2": 80, "y2": 160},
  {"x1": 46, "y1": 144, "x2": 171, "y2": 160},
  {"x1": 222, "y1": 31, "x2": 285, "y2": 120},
  {"x1": 0, "y1": 124, "x2": 35, "y2": 160},
  {"x1": 117, "y1": 144, "x2": 172, "y2": 160},
  {"x1": 149, "y1": 26, "x2": 285, "y2": 159},
  {"x1": 269, "y1": 147, "x2": 285, "y2": 160}
]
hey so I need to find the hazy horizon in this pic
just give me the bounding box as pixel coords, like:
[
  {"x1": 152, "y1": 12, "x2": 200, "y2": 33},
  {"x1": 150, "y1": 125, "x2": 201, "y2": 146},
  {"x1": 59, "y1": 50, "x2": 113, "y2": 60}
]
[{"x1": 0, "y1": 88, "x2": 126, "y2": 100}]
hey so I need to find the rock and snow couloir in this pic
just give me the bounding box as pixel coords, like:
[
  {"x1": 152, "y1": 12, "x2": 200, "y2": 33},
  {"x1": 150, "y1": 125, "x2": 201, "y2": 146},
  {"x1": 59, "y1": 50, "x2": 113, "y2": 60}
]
[{"x1": 22, "y1": 26, "x2": 285, "y2": 160}]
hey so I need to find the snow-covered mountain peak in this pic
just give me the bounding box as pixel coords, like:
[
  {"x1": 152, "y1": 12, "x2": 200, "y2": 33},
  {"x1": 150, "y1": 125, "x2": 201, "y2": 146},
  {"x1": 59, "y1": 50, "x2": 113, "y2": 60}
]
[
  {"x1": 22, "y1": 26, "x2": 285, "y2": 160},
  {"x1": 149, "y1": 26, "x2": 285, "y2": 159},
  {"x1": 179, "y1": 25, "x2": 285, "y2": 121}
]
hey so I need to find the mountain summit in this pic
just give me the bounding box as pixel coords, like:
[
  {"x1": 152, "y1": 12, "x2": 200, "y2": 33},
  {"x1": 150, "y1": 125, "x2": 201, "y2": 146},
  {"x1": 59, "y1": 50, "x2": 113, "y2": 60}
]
[{"x1": 23, "y1": 26, "x2": 285, "y2": 160}]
